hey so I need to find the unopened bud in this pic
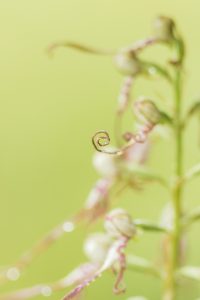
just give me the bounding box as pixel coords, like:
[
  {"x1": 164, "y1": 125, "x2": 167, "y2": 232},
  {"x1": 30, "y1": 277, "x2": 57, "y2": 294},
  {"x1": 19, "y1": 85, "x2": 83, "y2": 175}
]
[
  {"x1": 115, "y1": 50, "x2": 142, "y2": 76},
  {"x1": 153, "y1": 16, "x2": 175, "y2": 42},
  {"x1": 105, "y1": 208, "x2": 136, "y2": 239},
  {"x1": 83, "y1": 233, "x2": 112, "y2": 264},
  {"x1": 134, "y1": 98, "x2": 161, "y2": 126}
]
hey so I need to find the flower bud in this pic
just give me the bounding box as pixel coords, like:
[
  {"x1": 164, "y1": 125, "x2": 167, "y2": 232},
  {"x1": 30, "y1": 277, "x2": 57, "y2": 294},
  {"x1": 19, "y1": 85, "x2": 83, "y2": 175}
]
[
  {"x1": 93, "y1": 151, "x2": 118, "y2": 178},
  {"x1": 134, "y1": 98, "x2": 161, "y2": 126},
  {"x1": 83, "y1": 233, "x2": 112, "y2": 264},
  {"x1": 105, "y1": 208, "x2": 136, "y2": 239},
  {"x1": 153, "y1": 16, "x2": 175, "y2": 42},
  {"x1": 115, "y1": 50, "x2": 142, "y2": 76}
]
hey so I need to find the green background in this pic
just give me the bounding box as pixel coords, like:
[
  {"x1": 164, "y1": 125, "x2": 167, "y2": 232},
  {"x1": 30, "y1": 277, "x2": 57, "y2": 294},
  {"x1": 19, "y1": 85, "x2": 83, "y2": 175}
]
[{"x1": 0, "y1": 0, "x2": 200, "y2": 299}]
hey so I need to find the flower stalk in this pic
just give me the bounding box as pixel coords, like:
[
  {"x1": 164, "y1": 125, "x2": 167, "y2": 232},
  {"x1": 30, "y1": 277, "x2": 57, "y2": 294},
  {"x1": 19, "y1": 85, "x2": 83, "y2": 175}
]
[{"x1": 164, "y1": 70, "x2": 183, "y2": 300}]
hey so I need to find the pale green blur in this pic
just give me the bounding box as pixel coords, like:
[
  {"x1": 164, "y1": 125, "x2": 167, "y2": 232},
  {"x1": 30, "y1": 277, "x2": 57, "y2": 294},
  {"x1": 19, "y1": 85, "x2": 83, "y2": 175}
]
[{"x1": 0, "y1": 1, "x2": 200, "y2": 299}]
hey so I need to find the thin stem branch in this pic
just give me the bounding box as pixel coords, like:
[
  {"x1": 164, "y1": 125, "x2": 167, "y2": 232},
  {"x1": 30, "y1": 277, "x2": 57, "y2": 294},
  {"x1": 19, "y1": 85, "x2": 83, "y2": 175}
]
[
  {"x1": 134, "y1": 219, "x2": 170, "y2": 234},
  {"x1": 143, "y1": 61, "x2": 173, "y2": 83},
  {"x1": 47, "y1": 41, "x2": 115, "y2": 56}
]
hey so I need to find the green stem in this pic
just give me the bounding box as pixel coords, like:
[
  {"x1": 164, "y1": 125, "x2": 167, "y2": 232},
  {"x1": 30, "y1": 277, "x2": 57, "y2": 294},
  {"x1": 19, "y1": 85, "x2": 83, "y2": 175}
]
[
  {"x1": 173, "y1": 68, "x2": 183, "y2": 265},
  {"x1": 163, "y1": 69, "x2": 184, "y2": 300}
]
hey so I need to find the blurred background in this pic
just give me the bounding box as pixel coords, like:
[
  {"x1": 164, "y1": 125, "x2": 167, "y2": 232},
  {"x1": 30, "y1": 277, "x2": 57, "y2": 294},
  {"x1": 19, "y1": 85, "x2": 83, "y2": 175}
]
[{"x1": 0, "y1": 0, "x2": 200, "y2": 299}]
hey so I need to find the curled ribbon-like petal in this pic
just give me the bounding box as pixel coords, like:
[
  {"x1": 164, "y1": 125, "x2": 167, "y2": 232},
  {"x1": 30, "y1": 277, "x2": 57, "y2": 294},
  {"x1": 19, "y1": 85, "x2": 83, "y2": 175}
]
[
  {"x1": 92, "y1": 131, "x2": 123, "y2": 155},
  {"x1": 92, "y1": 125, "x2": 154, "y2": 156}
]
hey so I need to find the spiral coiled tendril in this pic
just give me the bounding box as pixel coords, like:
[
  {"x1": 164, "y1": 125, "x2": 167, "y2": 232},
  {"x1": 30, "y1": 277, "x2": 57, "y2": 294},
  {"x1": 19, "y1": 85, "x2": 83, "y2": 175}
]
[
  {"x1": 92, "y1": 124, "x2": 154, "y2": 156},
  {"x1": 92, "y1": 131, "x2": 120, "y2": 155},
  {"x1": 92, "y1": 131, "x2": 133, "y2": 156}
]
